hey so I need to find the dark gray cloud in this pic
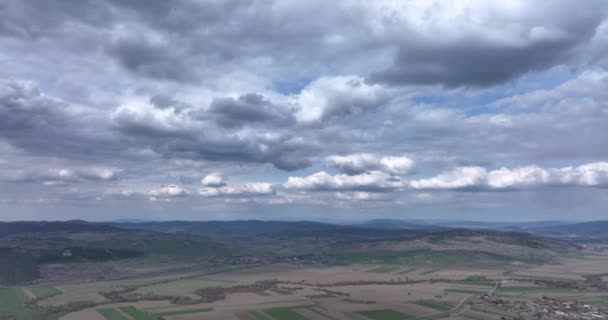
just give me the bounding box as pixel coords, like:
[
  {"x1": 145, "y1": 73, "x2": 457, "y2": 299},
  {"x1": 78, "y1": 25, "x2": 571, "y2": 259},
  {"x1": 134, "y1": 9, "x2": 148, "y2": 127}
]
[
  {"x1": 206, "y1": 93, "x2": 294, "y2": 128},
  {"x1": 112, "y1": 99, "x2": 317, "y2": 171},
  {"x1": 106, "y1": 36, "x2": 197, "y2": 82},
  {"x1": 370, "y1": 1, "x2": 608, "y2": 87}
]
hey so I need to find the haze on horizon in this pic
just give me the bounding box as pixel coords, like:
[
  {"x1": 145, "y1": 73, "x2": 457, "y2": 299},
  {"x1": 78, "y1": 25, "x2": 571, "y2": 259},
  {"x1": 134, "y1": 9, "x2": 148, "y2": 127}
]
[{"x1": 1, "y1": 0, "x2": 608, "y2": 222}]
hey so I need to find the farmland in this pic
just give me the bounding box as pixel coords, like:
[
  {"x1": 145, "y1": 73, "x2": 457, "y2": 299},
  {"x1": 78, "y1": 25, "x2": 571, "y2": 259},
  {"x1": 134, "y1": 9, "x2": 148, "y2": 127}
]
[
  {"x1": 28, "y1": 286, "x2": 62, "y2": 299},
  {"x1": 0, "y1": 220, "x2": 607, "y2": 320},
  {"x1": 0, "y1": 288, "x2": 39, "y2": 320}
]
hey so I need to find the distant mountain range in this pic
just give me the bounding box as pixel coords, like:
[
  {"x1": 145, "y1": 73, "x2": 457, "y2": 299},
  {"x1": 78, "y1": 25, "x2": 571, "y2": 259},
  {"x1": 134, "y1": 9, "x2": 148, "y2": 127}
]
[
  {"x1": 531, "y1": 221, "x2": 608, "y2": 237},
  {"x1": 356, "y1": 219, "x2": 573, "y2": 231},
  {"x1": 1, "y1": 219, "x2": 606, "y2": 239}
]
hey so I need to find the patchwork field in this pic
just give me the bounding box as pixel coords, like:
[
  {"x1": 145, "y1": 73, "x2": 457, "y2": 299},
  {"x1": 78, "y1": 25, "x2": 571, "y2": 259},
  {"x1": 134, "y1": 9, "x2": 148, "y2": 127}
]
[
  {"x1": 0, "y1": 288, "x2": 40, "y2": 320},
  {"x1": 2, "y1": 221, "x2": 607, "y2": 320}
]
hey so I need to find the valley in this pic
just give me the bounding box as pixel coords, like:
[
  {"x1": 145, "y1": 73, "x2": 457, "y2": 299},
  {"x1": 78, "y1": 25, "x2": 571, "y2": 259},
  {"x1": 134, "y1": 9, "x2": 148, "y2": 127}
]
[{"x1": 1, "y1": 220, "x2": 607, "y2": 320}]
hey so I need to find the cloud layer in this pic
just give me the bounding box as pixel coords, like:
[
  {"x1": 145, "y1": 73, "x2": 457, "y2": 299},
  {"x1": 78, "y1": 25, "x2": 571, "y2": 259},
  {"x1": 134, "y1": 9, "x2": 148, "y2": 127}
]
[
  {"x1": 411, "y1": 163, "x2": 608, "y2": 190},
  {"x1": 0, "y1": 0, "x2": 607, "y2": 220}
]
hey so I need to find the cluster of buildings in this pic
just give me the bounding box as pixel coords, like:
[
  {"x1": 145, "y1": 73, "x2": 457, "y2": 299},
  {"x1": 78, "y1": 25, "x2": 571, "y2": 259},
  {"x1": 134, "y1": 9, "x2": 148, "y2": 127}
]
[
  {"x1": 532, "y1": 298, "x2": 607, "y2": 319},
  {"x1": 198, "y1": 254, "x2": 320, "y2": 265},
  {"x1": 478, "y1": 293, "x2": 503, "y2": 305}
]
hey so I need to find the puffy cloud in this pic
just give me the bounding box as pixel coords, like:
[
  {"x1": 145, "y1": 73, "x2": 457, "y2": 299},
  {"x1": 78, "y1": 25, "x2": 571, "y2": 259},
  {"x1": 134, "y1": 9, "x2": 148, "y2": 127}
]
[
  {"x1": 292, "y1": 76, "x2": 387, "y2": 124},
  {"x1": 148, "y1": 184, "x2": 189, "y2": 198},
  {"x1": 5, "y1": 167, "x2": 120, "y2": 185},
  {"x1": 410, "y1": 167, "x2": 487, "y2": 190},
  {"x1": 284, "y1": 171, "x2": 404, "y2": 192},
  {"x1": 335, "y1": 191, "x2": 388, "y2": 201},
  {"x1": 326, "y1": 153, "x2": 413, "y2": 175},
  {"x1": 201, "y1": 172, "x2": 226, "y2": 187},
  {"x1": 0, "y1": 79, "x2": 65, "y2": 137},
  {"x1": 199, "y1": 182, "x2": 274, "y2": 197},
  {"x1": 112, "y1": 97, "x2": 317, "y2": 171},
  {"x1": 410, "y1": 162, "x2": 608, "y2": 190},
  {"x1": 206, "y1": 93, "x2": 294, "y2": 128},
  {"x1": 199, "y1": 173, "x2": 275, "y2": 198},
  {"x1": 553, "y1": 162, "x2": 608, "y2": 186}
]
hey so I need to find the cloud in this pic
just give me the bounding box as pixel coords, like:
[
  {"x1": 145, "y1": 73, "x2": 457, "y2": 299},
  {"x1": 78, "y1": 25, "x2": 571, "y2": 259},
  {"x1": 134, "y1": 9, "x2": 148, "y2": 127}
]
[
  {"x1": 410, "y1": 167, "x2": 487, "y2": 190},
  {"x1": 112, "y1": 97, "x2": 317, "y2": 171},
  {"x1": 410, "y1": 162, "x2": 608, "y2": 190},
  {"x1": 284, "y1": 171, "x2": 404, "y2": 192},
  {"x1": 199, "y1": 182, "x2": 274, "y2": 197},
  {"x1": 0, "y1": 79, "x2": 120, "y2": 163},
  {"x1": 491, "y1": 69, "x2": 608, "y2": 109},
  {"x1": 6, "y1": 168, "x2": 118, "y2": 186},
  {"x1": 292, "y1": 76, "x2": 388, "y2": 123},
  {"x1": 335, "y1": 191, "x2": 389, "y2": 201},
  {"x1": 1, "y1": 1, "x2": 608, "y2": 219},
  {"x1": 369, "y1": 1, "x2": 608, "y2": 87},
  {"x1": 105, "y1": 32, "x2": 197, "y2": 82},
  {"x1": 0, "y1": 79, "x2": 65, "y2": 134},
  {"x1": 201, "y1": 172, "x2": 226, "y2": 187},
  {"x1": 326, "y1": 153, "x2": 413, "y2": 175},
  {"x1": 206, "y1": 93, "x2": 294, "y2": 128},
  {"x1": 148, "y1": 184, "x2": 188, "y2": 198}
]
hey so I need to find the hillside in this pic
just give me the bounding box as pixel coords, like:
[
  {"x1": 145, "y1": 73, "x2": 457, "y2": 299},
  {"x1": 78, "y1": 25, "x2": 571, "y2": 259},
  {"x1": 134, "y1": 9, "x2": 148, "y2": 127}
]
[
  {"x1": 533, "y1": 221, "x2": 608, "y2": 237},
  {"x1": 0, "y1": 221, "x2": 121, "y2": 237}
]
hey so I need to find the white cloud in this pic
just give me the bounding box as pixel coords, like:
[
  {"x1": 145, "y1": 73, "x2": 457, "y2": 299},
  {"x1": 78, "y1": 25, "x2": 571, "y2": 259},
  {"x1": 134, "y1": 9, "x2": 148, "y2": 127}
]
[
  {"x1": 4, "y1": 167, "x2": 120, "y2": 184},
  {"x1": 199, "y1": 182, "x2": 274, "y2": 197},
  {"x1": 554, "y1": 162, "x2": 608, "y2": 186},
  {"x1": 284, "y1": 170, "x2": 404, "y2": 191},
  {"x1": 201, "y1": 172, "x2": 226, "y2": 187},
  {"x1": 292, "y1": 75, "x2": 387, "y2": 123},
  {"x1": 410, "y1": 167, "x2": 487, "y2": 190},
  {"x1": 326, "y1": 153, "x2": 414, "y2": 175},
  {"x1": 148, "y1": 184, "x2": 188, "y2": 198},
  {"x1": 335, "y1": 191, "x2": 388, "y2": 201},
  {"x1": 410, "y1": 162, "x2": 608, "y2": 190},
  {"x1": 486, "y1": 166, "x2": 551, "y2": 189}
]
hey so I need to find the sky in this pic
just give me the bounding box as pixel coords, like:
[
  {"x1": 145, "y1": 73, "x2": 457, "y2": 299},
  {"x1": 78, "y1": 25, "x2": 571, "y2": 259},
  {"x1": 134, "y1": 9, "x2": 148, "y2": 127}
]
[{"x1": 1, "y1": 0, "x2": 608, "y2": 222}]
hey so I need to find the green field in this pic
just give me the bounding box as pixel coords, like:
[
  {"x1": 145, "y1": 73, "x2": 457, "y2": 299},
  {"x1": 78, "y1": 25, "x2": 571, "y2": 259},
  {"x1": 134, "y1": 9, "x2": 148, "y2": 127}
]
[
  {"x1": 152, "y1": 307, "x2": 214, "y2": 317},
  {"x1": 398, "y1": 268, "x2": 417, "y2": 274},
  {"x1": 97, "y1": 308, "x2": 129, "y2": 320},
  {"x1": 308, "y1": 307, "x2": 340, "y2": 320},
  {"x1": 250, "y1": 310, "x2": 273, "y2": 320},
  {"x1": 459, "y1": 276, "x2": 495, "y2": 287},
  {"x1": 445, "y1": 288, "x2": 486, "y2": 294},
  {"x1": 119, "y1": 306, "x2": 154, "y2": 320},
  {"x1": 460, "y1": 280, "x2": 495, "y2": 286},
  {"x1": 369, "y1": 265, "x2": 399, "y2": 273},
  {"x1": 264, "y1": 307, "x2": 309, "y2": 320},
  {"x1": 29, "y1": 286, "x2": 62, "y2": 299},
  {"x1": 411, "y1": 300, "x2": 453, "y2": 312},
  {"x1": 461, "y1": 312, "x2": 488, "y2": 320},
  {"x1": 0, "y1": 288, "x2": 38, "y2": 320},
  {"x1": 271, "y1": 288, "x2": 292, "y2": 295},
  {"x1": 354, "y1": 309, "x2": 413, "y2": 320},
  {"x1": 577, "y1": 296, "x2": 608, "y2": 307},
  {"x1": 88, "y1": 239, "x2": 238, "y2": 260},
  {"x1": 498, "y1": 286, "x2": 574, "y2": 293},
  {"x1": 193, "y1": 277, "x2": 238, "y2": 283},
  {"x1": 419, "y1": 269, "x2": 440, "y2": 275},
  {"x1": 323, "y1": 251, "x2": 479, "y2": 265},
  {"x1": 134, "y1": 276, "x2": 240, "y2": 296}
]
